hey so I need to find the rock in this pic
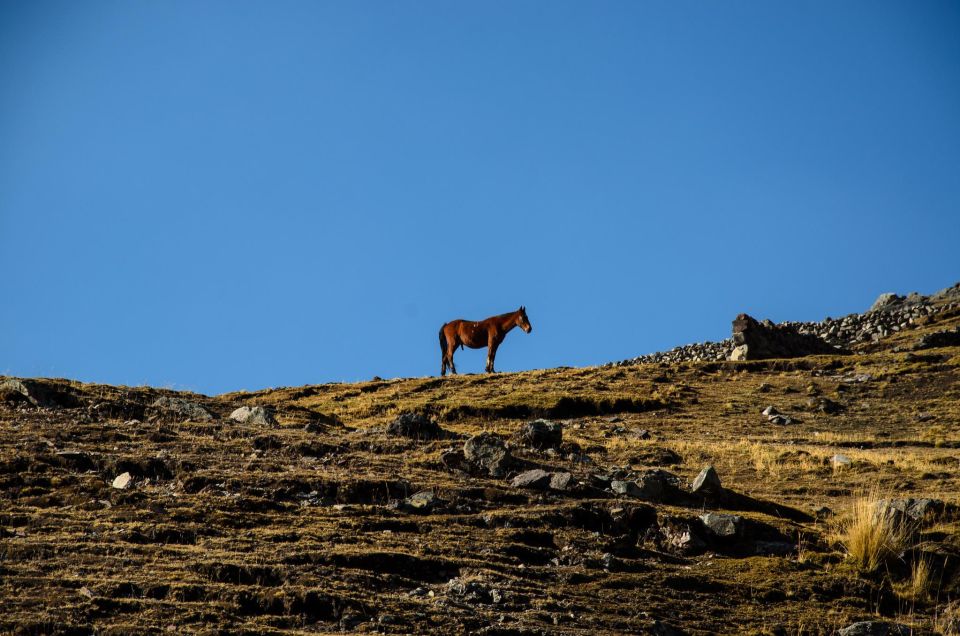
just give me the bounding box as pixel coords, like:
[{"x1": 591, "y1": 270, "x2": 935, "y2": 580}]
[
  {"x1": 511, "y1": 469, "x2": 552, "y2": 490},
  {"x1": 807, "y1": 396, "x2": 842, "y2": 414},
  {"x1": 229, "y1": 405, "x2": 276, "y2": 427},
  {"x1": 700, "y1": 512, "x2": 742, "y2": 538},
  {"x1": 837, "y1": 621, "x2": 911, "y2": 636},
  {"x1": 831, "y1": 454, "x2": 852, "y2": 468},
  {"x1": 463, "y1": 433, "x2": 512, "y2": 477},
  {"x1": 445, "y1": 578, "x2": 496, "y2": 604},
  {"x1": 549, "y1": 472, "x2": 574, "y2": 491},
  {"x1": 728, "y1": 345, "x2": 749, "y2": 361},
  {"x1": 869, "y1": 293, "x2": 904, "y2": 313},
  {"x1": 880, "y1": 497, "x2": 944, "y2": 522},
  {"x1": 112, "y1": 472, "x2": 133, "y2": 490},
  {"x1": 386, "y1": 412, "x2": 444, "y2": 440},
  {"x1": 611, "y1": 480, "x2": 640, "y2": 497},
  {"x1": 915, "y1": 327, "x2": 960, "y2": 350},
  {"x1": 440, "y1": 448, "x2": 468, "y2": 472},
  {"x1": 0, "y1": 378, "x2": 78, "y2": 408},
  {"x1": 691, "y1": 465, "x2": 721, "y2": 495},
  {"x1": 768, "y1": 415, "x2": 791, "y2": 425},
  {"x1": 761, "y1": 406, "x2": 780, "y2": 417},
  {"x1": 732, "y1": 313, "x2": 848, "y2": 360},
  {"x1": 517, "y1": 419, "x2": 563, "y2": 450},
  {"x1": 403, "y1": 491, "x2": 437, "y2": 513},
  {"x1": 150, "y1": 397, "x2": 213, "y2": 422},
  {"x1": 658, "y1": 517, "x2": 707, "y2": 556}
]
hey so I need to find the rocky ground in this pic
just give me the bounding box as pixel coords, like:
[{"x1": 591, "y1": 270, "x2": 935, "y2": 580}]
[
  {"x1": 2, "y1": 289, "x2": 960, "y2": 635},
  {"x1": 613, "y1": 283, "x2": 960, "y2": 365}
]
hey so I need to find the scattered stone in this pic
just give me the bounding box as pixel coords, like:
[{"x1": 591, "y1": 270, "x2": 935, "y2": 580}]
[
  {"x1": 150, "y1": 397, "x2": 213, "y2": 422},
  {"x1": 807, "y1": 396, "x2": 842, "y2": 414},
  {"x1": 229, "y1": 405, "x2": 276, "y2": 427},
  {"x1": 511, "y1": 469, "x2": 552, "y2": 490},
  {"x1": 463, "y1": 433, "x2": 512, "y2": 477},
  {"x1": 915, "y1": 412, "x2": 935, "y2": 422},
  {"x1": 700, "y1": 512, "x2": 742, "y2": 538},
  {"x1": 658, "y1": 517, "x2": 707, "y2": 556},
  {"x1": 879, "y1": 497, "x2": 945, "y2": 522},
  {"x1": 837, "y1": 621, "x2": 911, "y2": 636},
  {"x1": 112, "y1": 472, "x2": 133, "y2": 490},
  {"x1": 611, "y1": 480, "x2": 641, "y2": 497},
  {"x1": 549, "y1": 472, "x2": 574, "y2": 491},
  {"x1": 517, "y1": 419, "x2": 563, "y2": 450},
  {"x1": 691, "y1": 465, "x2": 721, "y2": 495},
  {"x1": 761, "y1": 406, "x2": 780, "y2": 417},
  {"x1": 768, "y1": 415, "x2": 791, "y2": 425},
  {"x1": 635, "y1": 429, "x2": 652, "y2": 440},
  {"x1": 78, "y1": 587, "x2": 95, "y2": 600},
  {"x1": 403, "y1": 491, "x2": 438, "y2": 513},
  {"x1": 757, "y1": 382, "x2": 772, "y2": 393},
  {"x1": 387, "y1": 412, "x2": 445, "y2": 440}
]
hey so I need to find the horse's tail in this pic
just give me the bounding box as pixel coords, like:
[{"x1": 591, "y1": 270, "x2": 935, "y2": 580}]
[{"x1": 439, "y1": 325, "x2": 446, "y2": 356}]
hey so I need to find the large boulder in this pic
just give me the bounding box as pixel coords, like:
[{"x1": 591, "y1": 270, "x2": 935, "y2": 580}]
[
  {"x1": 868, "y1": 293, "x2": 904, "y2": 313},
  {"x1": 729, "y1": 313, "x2": 848, "y2": 360},
  {"x1": 463, "y1": 433, "x2": 512, "y2": 477},
  {"x1": 230, "y1": 405, "x2": 276, "y2": 427},
  {"x1": 150, "y1": 397, "x2": 213, "y2": 422},
  {"x1": 516, "y1": 419, "x2": 563, "y2": 450},
  {"x1": 386, "y1": 412, "x2": 445, "y2": 440}
]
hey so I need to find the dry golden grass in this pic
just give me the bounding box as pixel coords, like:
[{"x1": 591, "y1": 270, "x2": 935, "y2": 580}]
[{"x1": 838, "y1": 493, "x2": 913, "y2": 573}]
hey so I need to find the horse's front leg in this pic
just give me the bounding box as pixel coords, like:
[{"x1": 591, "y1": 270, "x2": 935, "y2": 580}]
[{"x1": 486, "y1": 338, "x2": 501, "y2": 373}]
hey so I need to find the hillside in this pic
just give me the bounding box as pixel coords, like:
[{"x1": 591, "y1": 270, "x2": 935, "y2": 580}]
[{"x1": 2, "y1": 288, "x2": 960, "y2": 635}]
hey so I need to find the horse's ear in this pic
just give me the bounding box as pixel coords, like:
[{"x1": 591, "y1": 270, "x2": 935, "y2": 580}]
[{"x1": 520, "y1": 305, "x2": 525, "y2": 311}]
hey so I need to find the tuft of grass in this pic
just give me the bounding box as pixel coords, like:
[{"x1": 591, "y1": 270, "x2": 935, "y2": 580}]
[
  {"x1": 901, "y1": 556, "x2": 933, "y2": 602},
  {"x1": 839, "y1": 494, "x2": 912, "y2": 573}
]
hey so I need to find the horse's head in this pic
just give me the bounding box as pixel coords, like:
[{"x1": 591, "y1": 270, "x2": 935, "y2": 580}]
[{"x1": 517, "y1": 306, "x2": 532, "y2": 333}]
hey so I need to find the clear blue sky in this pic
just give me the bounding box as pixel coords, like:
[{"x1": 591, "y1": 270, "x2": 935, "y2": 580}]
[{"x1": 2, "y1": 2, "x2": 959, "y2": 394}]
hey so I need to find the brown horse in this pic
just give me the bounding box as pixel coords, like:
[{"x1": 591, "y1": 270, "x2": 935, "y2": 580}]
[{"x1": 439, "y1": 306, "x2": 532, "y2": 376}]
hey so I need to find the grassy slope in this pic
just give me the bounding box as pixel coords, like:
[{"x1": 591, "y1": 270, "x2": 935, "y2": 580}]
[{"x1": 1, "y1": 306, "x2": 959, "y2": 634}]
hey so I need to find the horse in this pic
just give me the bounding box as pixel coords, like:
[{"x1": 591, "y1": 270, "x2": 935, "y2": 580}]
[{"x1": 439, "y1": 306, "x2": 532, "y2": 376}]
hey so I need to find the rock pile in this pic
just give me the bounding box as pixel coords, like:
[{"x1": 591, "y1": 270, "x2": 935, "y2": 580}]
[
  {"x1": 730, "y1": 313, "x2": 846, "y2": 360},
  {"x1": 610, "y1": 282, "x2": 960, "y2": 366}
]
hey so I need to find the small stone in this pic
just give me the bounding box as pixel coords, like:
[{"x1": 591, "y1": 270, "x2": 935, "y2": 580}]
[
  {"x1": 729, "y1": 345, "x2": 749, "y2": 361},
  {"x1": 549, "y1": 472, "x2": 574, "y2": 491},
  {"x1": 404, "y1": 491, "x2": 437, "y2": 512},
  {"x1": 112, "y1": 472, "x2": 133, "y2": 490},
  {"x1": 511, "y1": 469, "x2": 552, "y2": 490},
  {"x1": 79, "y1": 587, "x2": 95, "y2": 599},
  {"x1": 691, "y1": 465, "x2": 722, "y2": 495},
  {"x1": 761, "y1": 406, "x2": 780, "y2": 417},
  {"x1": 611, "y1": 480, "x2": 640, "y2": 496},
  {"x1": 700, "y1": 512, "x2": 742, "y2": 538}
]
